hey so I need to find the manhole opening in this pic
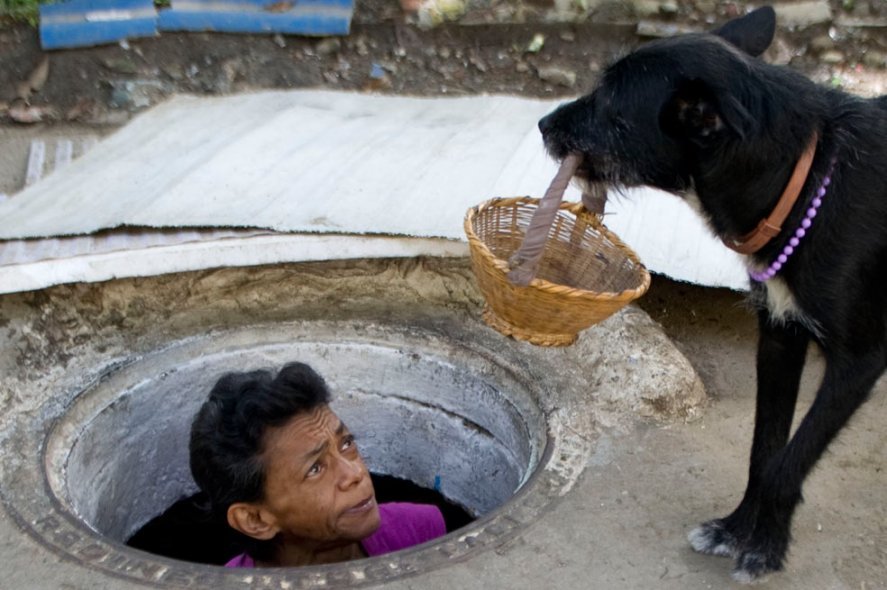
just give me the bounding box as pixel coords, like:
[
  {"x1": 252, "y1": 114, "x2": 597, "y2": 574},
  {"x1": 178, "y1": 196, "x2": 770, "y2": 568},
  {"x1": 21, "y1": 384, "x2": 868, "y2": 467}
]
[
  {"x1": 45, "y1": 336, "x2": 549, "y2": 571},
  {"x1": 126, "y1": 473, "x2": 476, "y2": 565}
]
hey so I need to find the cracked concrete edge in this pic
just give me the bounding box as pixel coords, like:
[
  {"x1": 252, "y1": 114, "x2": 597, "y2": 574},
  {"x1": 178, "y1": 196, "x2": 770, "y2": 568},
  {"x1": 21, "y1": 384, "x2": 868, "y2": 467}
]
[{"x1": 0, "y1": 257, "x2": 707, "y2": 435}]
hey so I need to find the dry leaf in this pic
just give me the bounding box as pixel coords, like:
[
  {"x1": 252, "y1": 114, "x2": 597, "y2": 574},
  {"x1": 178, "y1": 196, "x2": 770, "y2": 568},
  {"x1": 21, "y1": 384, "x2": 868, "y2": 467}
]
[
  {"x1": 8, "y1": 100, "x2": 57, "y2": 124},
  {"x1": 27, "y1": 55, "x2": 50, "y2": 93}
]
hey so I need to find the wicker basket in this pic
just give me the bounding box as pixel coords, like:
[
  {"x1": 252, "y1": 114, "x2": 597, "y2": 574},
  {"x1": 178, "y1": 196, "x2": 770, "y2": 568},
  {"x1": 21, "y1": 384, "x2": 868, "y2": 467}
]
[{"x1": 464, "y1": 196, "x2": 651, "y2": 346}]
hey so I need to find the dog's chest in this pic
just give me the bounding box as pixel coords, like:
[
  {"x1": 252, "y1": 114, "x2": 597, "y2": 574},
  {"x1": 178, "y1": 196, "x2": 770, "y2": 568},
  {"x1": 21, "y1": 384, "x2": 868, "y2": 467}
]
[
  {"x1": 762, "y1": 277, "x2": 800, "y2": 320},
  {"x1": 752, "y1": 275, "x2": 822, "y2": 336}
]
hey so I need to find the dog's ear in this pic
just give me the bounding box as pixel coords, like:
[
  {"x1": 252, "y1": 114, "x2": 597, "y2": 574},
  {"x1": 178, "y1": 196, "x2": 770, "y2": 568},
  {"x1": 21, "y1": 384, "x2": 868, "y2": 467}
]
[
  {"x1": 712, "y1": 6, "x2": 776, "y2": 57},
  {"x1": 661, "y1": 79, "x2": 755, "y2": 143}
]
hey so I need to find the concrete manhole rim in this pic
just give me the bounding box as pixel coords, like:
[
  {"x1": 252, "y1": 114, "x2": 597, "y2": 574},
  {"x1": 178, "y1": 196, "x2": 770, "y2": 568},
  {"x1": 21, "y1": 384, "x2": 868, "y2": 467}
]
[{"x1": 3, "y1": 320, "x2": 593, "y2": 589}]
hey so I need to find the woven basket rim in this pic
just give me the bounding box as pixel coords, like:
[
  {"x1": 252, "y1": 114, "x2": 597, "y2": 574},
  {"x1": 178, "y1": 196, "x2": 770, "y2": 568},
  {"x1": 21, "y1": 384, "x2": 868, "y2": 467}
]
[{"x1": 464, "y1": 196, "x2": 651, "y2": 300}]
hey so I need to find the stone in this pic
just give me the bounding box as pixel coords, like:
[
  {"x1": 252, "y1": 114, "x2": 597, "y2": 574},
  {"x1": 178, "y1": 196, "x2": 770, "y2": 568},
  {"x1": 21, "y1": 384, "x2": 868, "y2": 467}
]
[
  {"x1": 632, "y1": 0, "x2": 661, "y2": 18},
  {"x1": 101, "y1": 57, "x2": 139, "y2": 75},
  {"x1": 659, "y1": 0, "x2": 679, "y2": 15},
  {"x1": 773, "y1": 1, "x2": 832, "y2": 28},
  {"x1": 862, "y1": 50, "x2": 886, "y2": 68},
  {"x1": 695, "y1": 0, "x2": 716, "y2": 12},
  {"x1": 316, "y1": 38, "x2": 342, "y2": 56},
  {"x1": 354, "y1": 36, "x2": 370, "y2": 56},
  {"x1": 809, "y1": 34, "x2": 835, "y2": 53},
  {"x1": 820, "y1": 50, "x2": 845, "y2": 64},
  {"x1": 417, "y1": 0, "x2": 468, "y2": 28},
  {"x1": 636, "y1": 20, "x2": 698, "y2": 37},
  {"x1": 107, "y1": 79, "x2": 168, "y2": 110},
  {"x1": 537, "y1": 65, "x2": 577, "y2": 87}
]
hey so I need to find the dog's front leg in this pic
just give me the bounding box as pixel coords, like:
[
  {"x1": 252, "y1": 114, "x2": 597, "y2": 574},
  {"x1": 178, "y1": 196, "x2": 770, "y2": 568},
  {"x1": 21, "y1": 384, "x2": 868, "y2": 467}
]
[
  {"x1": 732, "y1": 345, "x2": 884, "y2": 582},
  {"x1": 690, "y1": 310, "x2": 810, "y2": 559}
]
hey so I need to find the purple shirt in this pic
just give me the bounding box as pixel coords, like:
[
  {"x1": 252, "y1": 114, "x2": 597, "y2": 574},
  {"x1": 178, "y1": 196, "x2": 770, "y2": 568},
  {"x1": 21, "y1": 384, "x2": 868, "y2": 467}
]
[{"x1": 225, "y1": 502, "x2": 446, "y2": 567}]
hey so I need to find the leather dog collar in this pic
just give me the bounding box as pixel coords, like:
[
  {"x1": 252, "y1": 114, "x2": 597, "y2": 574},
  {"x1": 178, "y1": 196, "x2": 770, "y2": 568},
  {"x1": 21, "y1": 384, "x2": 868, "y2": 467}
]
[{"x1": 723, "y1": 132, "x2": 819, "y2": 255}]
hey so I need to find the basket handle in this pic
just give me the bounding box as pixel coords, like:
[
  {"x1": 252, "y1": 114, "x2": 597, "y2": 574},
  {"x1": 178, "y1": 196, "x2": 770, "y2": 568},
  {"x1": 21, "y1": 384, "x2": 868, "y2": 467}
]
[{"x1": 507, "y1": 154, "x2": 606, "y2": 286}]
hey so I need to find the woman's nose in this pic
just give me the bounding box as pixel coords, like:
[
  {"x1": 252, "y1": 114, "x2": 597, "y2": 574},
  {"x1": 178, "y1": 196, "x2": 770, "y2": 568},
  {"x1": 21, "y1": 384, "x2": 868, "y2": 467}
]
[{"x1": 337, "y1": 455, "x2": 365, "y2": 489}]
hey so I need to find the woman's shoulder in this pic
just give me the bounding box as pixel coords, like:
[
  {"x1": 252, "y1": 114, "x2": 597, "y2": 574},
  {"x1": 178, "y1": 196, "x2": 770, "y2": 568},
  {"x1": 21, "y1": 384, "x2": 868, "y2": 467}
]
[
  {"x1": 224, "y1": 553, "x2": 255, "y2": 568},
  {"x1": 362, "y1": 502, "x2": 446, "y2": 556}
]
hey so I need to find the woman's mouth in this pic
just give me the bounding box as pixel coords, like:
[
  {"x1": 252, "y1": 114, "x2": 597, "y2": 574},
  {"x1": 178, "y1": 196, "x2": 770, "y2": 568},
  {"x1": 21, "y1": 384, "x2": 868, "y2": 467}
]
[{"x1": 344, "y1": 495, "x2": 376, "y2": 516}]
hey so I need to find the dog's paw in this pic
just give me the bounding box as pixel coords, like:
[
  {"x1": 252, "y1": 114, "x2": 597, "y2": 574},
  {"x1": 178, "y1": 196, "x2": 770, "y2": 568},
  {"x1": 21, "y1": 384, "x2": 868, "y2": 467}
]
[
  {"x1": 731, "y1": 549, "x2": 783, "y2": 584},
  {"x1": 688, "y1": 519, "x2": 741, "y2": 558}
]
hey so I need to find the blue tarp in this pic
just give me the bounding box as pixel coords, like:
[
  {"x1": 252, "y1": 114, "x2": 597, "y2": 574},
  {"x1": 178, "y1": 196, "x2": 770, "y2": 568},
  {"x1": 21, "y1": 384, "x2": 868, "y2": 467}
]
[
  {"x1": 158, "y1": 0, "x2": 354, "y2": 36},
  {"x1": 40, "y1": 0, "x2": 158, "y2": 50},
  {"x1": 40, "y1": 0, "x2": 354, "y2": 50}
]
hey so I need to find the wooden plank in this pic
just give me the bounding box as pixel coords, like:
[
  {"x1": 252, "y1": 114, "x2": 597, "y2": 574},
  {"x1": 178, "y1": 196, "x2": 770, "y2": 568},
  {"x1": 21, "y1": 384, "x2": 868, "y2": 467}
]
[
  {"x1": 55, "y1": 139, "x2": 74, "y2": 171},
  {"x1": 40, "y1": 0, "x2": 158, "y2": 50},
  {"x1": 157, "y1": 0, "x2": 353, "y2": 36},
  {"x1": 25, "y1": 140, "x2": 46, "y2": 187}
]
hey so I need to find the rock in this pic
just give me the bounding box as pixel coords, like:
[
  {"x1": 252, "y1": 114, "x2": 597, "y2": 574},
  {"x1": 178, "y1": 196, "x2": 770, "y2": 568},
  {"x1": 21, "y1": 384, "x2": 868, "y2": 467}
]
[
  {"x1": 107, "y1": 79, "x2": 168, "y2": 110},
  {"x1": 468, "y1": 54, "x2": 488, "y2": 72},
  {"x1": 632, "y1": 0, "x2": 661, "y2": 18},
  {"x1": 161, "y1": 64, "x2": 186, "y2": 82},
  {"x1": 636, "y1": 20, "x2": 698, "y2": 37},
  {"x1": 101, "y1": 57, "x2": 139, "y2": 75},
  {"x1": 526, "y1": 33, "x2": 545, "y2": 53},
  {"x1": 575, "y1": 305, "x2": 707, "y2": 424},
  {"x1": 354, "y1": 36, "x2": 370, "y2": 56},
  {"x1": 695, "y1": 0, "x2": 716, "y2": 12},
  {"x1": 86, "y1": 110, "x2": 131, "y2": 126},
  {"x1": 515, "y1": 61, "x2": 531, "y2": 73},
  {"x1": 590, "y1": 0, "x2": 635, "y2": 22},
  {"x1": 766, "y1": 37, "x2": 795, "y2": 66},
  {"x1": 659, "y1": 0, "x2": 679, "y2": 15},
  {"x1": 316, "y1": 38, "x2": 341, "y2": 56},
  {"x1": 273, "y1": 34, "x2": 286, "y2": 48},
  {"x1": 862, "y1": 50, "x2": 886, "y2": 68},
  {"x1": 417, "y1": 0, "x2": 467, "y2": 29},
  {"x1": 820, "y1": 50, "x2": 845, "y2": 64},
  {"x1": 773, "y1": 1, "x2": 832, "y2": 28},
  {"x1": 809, "y1": 34, "x2": 835, "y2": 53},
  {"x1": 537, "y1": 65, "x2": 577, "y2": 87},
  {"x1": 7, "y1": 100, "x2": 57, "y2": 124},
  {"x1": 216, "y1": 58, "x2": 244, "y2": 94}
]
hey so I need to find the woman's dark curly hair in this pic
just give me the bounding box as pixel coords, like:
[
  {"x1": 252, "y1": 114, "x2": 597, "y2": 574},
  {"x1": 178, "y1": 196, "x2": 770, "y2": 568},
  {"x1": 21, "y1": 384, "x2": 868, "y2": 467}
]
[{"x1": 189, "y1": 362, "x2": 331, "y2": 556}]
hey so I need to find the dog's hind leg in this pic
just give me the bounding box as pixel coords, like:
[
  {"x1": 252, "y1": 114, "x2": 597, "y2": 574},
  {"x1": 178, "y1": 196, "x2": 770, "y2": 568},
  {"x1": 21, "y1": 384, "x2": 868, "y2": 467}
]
[
  {"x1": 689, "y1": 313, "x2": 810, "y2": 559},
  {"x1": 732, "y1": 345, "x2": 885, "y2": 583}
]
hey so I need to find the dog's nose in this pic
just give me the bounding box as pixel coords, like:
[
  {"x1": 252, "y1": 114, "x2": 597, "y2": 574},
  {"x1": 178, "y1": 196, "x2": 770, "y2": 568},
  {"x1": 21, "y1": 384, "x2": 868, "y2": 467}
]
[{"x1": 538, "y1": 113, "x2": 554, "y2": 136}]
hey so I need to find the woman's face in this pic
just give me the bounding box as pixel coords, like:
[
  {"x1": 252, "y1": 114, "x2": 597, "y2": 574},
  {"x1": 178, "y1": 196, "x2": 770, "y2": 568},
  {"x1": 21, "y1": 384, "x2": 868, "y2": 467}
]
[{"x1": 256, "y1": 405, "x2": 380, "y2": 544}]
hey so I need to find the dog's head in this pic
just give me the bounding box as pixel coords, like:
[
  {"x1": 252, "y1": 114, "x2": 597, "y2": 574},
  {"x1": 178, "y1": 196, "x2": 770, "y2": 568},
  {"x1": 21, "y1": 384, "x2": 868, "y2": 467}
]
[{"x1": 539, "y1": 6, "x2": 777, "y2": 193}]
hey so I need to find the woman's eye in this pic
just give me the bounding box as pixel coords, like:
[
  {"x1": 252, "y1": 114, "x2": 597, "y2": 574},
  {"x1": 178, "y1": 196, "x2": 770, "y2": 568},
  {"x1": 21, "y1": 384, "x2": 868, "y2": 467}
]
[
  {"x1": 307, "y1": 462, "x2": 322, "y2": 477},
  {"x1": 342, "y1": 436, "x2": 356, "y2": 451}
]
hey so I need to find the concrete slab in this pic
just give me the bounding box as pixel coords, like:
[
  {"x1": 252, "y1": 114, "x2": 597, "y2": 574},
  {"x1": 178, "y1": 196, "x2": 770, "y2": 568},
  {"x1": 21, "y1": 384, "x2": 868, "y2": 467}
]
[
  {"x1": 0, "y1": 261, "x2": 884, "y2": 589},
  {"x1": 0, "y1": 91, "x2": 749, "y2": 292}
]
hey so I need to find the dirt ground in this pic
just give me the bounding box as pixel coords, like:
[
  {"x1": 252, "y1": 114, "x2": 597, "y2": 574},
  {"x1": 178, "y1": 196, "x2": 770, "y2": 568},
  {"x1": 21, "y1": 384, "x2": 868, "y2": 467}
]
[
  {"x1": 0, "y1": 2, "x2": 885, "y2": 586},
  {"x1": 1, "y1": 0, "x2": 885, "y2": 127}
]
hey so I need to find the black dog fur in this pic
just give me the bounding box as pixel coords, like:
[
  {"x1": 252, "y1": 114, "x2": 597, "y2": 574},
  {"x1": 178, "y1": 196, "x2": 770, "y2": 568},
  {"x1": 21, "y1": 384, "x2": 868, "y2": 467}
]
[{"x1": 538, "y1": 6, "x2": 887, "y2": 583}]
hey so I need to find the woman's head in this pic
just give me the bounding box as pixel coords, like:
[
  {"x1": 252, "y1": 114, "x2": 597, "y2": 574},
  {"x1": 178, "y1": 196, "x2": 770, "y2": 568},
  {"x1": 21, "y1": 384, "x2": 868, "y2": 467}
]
[{"x1": 189, "y1": 362, "x2": 379, "y2": 559}]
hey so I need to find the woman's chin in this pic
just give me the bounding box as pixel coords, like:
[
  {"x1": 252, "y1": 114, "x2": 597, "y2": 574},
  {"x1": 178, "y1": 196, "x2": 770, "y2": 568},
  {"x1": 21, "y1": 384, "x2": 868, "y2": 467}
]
[{"x1": 339, "y1": 498, "x2": 381, "y2": 540}]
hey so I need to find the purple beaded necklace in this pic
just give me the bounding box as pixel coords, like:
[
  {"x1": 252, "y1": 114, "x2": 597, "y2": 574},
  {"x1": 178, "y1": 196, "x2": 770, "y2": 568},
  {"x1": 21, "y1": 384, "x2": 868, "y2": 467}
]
[{"x1": 749, "y1": 157, "x2": 837, "y2": 283}]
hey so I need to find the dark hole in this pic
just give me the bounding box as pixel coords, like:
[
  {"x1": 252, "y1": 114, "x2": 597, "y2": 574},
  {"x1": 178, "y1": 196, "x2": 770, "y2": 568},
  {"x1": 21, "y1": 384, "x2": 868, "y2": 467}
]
[{"x1": 126, "y1": 473, "x2": 475, "y2": 565}]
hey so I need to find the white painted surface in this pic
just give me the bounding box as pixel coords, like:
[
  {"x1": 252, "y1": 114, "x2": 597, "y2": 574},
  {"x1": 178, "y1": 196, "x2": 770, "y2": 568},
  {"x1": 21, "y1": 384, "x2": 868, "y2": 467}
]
[
  {"x1": 0, "y1": 90, "x2": 749, "y2": 292},
  {"x1": 0, "y1": 233, "x2": 466, "y2": 294}
]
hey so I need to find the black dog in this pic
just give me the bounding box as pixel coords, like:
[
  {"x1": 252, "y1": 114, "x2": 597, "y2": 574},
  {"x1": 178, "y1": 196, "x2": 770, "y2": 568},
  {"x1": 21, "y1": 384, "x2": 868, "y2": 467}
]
[{"x1": 539, "y1": 6, "x2": 887, "y2": 583}]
